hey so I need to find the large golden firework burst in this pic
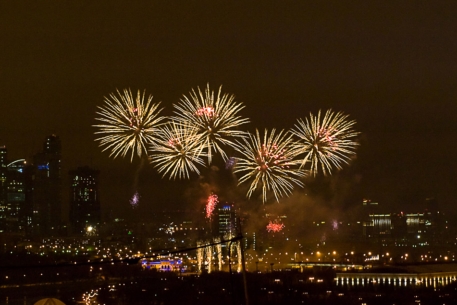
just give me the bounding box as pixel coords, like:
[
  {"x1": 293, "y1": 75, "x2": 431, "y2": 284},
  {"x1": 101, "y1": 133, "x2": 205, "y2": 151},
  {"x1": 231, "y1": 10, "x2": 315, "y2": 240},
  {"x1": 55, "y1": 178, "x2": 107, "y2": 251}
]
[
  {"x1": 233, "y1": 129, "x2": 305, "y2": 203},
  {"x1": 290, "y1": 109, "x2": 359, "y2": 176},
  {"x1": 93, "y1": 89, "x2": 165, "y2": 161},
  {"x1": 149, "y1": 122, "x2": 207, "y2": 180},
  {"x1": 173, "y1": 84, "x2": 249, "y2": 164}
]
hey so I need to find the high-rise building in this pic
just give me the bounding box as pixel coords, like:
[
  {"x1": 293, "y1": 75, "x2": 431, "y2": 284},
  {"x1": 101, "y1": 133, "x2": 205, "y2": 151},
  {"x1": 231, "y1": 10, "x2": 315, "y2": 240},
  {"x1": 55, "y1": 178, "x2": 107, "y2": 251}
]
[
  {"x1": 423, "y1": 197, "x2": 447, "y2": 244},
  {"x1": 33, "y1": 135, "x2": 62, "y2": 236},
  {"x1": 0, "y1": 146, "x2": 8, "y2": 232},
  {"x1": 69, "y1": 166, "x2": 100, "y2": 235},
  {"x1": 0, "y1": 146, "x2": 6, "y2": 186},
  {"x1": 4, "y1": 159, "x2": 33, "y2": 234},
  {"x1": 218, "y1": 204, "x2": 237, "y2": 237}
]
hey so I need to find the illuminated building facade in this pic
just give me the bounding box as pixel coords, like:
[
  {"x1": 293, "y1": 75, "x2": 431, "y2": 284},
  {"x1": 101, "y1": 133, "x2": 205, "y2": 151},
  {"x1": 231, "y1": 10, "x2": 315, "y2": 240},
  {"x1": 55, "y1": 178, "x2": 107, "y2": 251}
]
[
  {"x1": 69, "y1": 166, "x2": 100, "y2": 235},
  {"x1": 0, "y1": 146, "x2": 7, "y2": 231},
  {"x1": 218, "y1": 205, "x2": 237, "y2": 238},
  {"x1": 141, "y1": 258, "x2": 182, "y2": 272},
  {"x1": 33, "y1": 135, "x2": 62, "y2": 236},
  {"x1": 5, "y1": 159, "x2": 34, "y2": 234},
  {"x1": 0, "y1": 147, "x2": 34, "y2": 234},
  {"x1": 363, "y1": 214, "x2": 392, "y2": 238},
  {"x1": 362, "y1": 199, "x2": 445, "y2": 246}
]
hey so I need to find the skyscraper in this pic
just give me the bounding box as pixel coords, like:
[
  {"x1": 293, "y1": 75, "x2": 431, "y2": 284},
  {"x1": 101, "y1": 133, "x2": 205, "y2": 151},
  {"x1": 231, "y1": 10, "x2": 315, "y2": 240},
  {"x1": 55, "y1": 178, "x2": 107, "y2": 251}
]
[
  {"x1": 0, "y1": 146, "x2": 6, "y2": 185},
  {"x1": 5, "y1": 159, "x2": 33, "y2": 234},
  {"x1": 0, "y1": 146, "x2": 7, "y2": 232},
  {"x1": 33, "y1": 135, "x2": 62, "y2": 236},
  {"x1": 69, "y1": 166, "x2": 100, "y2": 235},
  {"x1": 218, "y1": 204, "x2": 237, "y2": 237}
]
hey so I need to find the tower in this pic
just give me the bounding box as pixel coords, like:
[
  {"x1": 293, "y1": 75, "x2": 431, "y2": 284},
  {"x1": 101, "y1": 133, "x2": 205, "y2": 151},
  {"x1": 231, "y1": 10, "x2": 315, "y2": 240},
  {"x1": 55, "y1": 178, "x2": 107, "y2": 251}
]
[
  {"x1": 218, "y1": 204, "x2": 237, "y2": 238},
  {"x1": 0, "y1": 146, "x2": 6, "y2": 188},
  {"x1": 0, "y1": 146, "x2": 7, "y2": 232},
  {"x1": 33, "y1": 135, "x2": 62, "y2": 236},
  {"x1": 5, "y1": 159, "x2": 33, "y2": 234},
  {"x1": 69, "y1": 166, "x2": 100, "y2": 235}
]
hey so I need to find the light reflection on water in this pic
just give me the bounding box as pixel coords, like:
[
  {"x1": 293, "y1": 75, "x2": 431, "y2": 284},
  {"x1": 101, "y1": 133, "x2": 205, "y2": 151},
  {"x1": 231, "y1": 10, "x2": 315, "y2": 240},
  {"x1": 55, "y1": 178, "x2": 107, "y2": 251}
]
[{"x1": 336, "y1": 271, "x2": 457, "y2": 288}]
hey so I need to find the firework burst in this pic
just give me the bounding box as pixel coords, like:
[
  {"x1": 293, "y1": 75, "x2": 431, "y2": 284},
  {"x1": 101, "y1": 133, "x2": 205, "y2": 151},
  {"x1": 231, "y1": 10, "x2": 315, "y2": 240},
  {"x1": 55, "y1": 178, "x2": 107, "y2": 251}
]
[
  {"x1": 173, "y1": 84, "x2": 249, "y2": 164},
  {"x1": 149, "y1": 122, "x2": 206, "y2": 179},
  {"x1": 233, "y1": 129, "x2": 305, "y2": 203},
  {"x1": 266, "y1": 220, "x2": 285, "y2": 233},
  {"x1": 93, "y1": 89, "x2": 165, "y2": 161},
  {"x1": 130, "y1": 192, "x2": 140, "y2": 208},
  {"x1": 290, "y1": 109, "x2": 359, "y2": 176},
  {"x1": 206, "y1": 193, "x2": 219, "y2": 219}
]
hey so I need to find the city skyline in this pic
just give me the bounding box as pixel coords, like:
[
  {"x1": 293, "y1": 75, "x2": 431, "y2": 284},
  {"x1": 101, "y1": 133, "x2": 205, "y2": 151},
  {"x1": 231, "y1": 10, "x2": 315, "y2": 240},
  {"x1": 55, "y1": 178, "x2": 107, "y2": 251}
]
[{"x1": 1, "y1": 1, "x2": 457, "y2": 218}]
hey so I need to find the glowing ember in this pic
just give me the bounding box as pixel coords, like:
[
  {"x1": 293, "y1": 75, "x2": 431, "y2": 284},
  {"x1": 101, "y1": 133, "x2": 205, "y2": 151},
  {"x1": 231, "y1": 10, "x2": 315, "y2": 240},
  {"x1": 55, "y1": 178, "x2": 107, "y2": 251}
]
[
  {"x1": 206, "y1": 193, "x2": 219, "y2": 218},
  {"x1": 167, "y1": 138, "x2": 179, "y2": 147},
  {"x1": 266, "y1": 220, "x2": 285, "y2": 233},
  {"x1": 130, "y1": 192, "x2": 140, "y2": 208},
  {"x1": 195, "y1": 106, "x2": 215, "y2": 117},
  {"x1": 129, "y1": 107, "x2": 139, "y2": 127}
]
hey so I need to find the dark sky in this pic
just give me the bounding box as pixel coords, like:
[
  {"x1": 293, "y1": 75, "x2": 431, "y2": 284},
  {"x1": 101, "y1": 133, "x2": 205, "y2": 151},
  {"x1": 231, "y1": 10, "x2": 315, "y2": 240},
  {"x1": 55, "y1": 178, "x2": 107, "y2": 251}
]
[{"x1": 1, "y1": 1, "x2": 456, "y2": 219}]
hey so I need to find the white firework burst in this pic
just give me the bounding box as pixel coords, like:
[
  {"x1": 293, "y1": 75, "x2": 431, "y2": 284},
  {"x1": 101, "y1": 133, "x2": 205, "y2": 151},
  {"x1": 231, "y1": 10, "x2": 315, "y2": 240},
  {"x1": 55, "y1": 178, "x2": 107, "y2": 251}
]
[
  {"x1": 233, "y1": 129, "x2": 305, "y2": 203},
  {"x1": 94, "y1": 89, "x2": 165, "y2": 161},
  {"x1": 149, "y1": 122, "x2": 207, "y2": 179},
  {"x1": 290, "y1": 109, "x2": 359, "y2": 176},
  {"x1": 173, "y1": 84, "x2": 249, "y2": 164}
]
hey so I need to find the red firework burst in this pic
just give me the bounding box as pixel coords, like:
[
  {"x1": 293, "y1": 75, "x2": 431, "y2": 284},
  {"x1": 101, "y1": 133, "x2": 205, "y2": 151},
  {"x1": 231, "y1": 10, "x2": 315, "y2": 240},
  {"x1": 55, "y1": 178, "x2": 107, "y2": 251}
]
[
  {"x1": 196, "y1": 107, "x2": 215, "y2": 117},
  {"x1": 266, "y1": 220, "x2": 285, "y2": 233},
  {"x1": 206, "y1": 193, "x2": 219, "y2": 218}
]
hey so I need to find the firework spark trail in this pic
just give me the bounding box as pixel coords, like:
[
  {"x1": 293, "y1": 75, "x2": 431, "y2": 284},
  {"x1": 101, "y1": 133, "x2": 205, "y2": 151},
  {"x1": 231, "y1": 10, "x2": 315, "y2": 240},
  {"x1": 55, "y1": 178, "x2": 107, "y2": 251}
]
[
  {"x1": 214, "y1": 237, "x2": 222, "y2": 271},
  {"x1": 290, "y1": 109, "x2": 359, "y2": 176},
  {"x1": 206, "y1": 193, "x2": 219, "y2": 219},
  {"x1": 237, "y1": 241, "x2": 242, "y2": 273},
  {"x1": 206, "y1": 243, "x2": 213, "y2": 273},
  {"x1": 133, "y1": 158, "x2": 146, "y2": 190},
  {"x1": 197, "y1": 241, "x2": 203, "y2": 273},
  {"x1": 130, "y1": 192, "x2": 140, "y2": 208},
  {"x1": 94, "y1": 89, "x2": 165, "y2": 162},
  {"x1": 173, "y1": 84, "x2": 249, "y2": 164},
  {"x1": 149, "y1": 122, "x2": 206, "y2": 179},
  {"x1": 266, "y1": 220, "x2": 285, "y2": 233},
  {"x1": 130, "y1": 158, "x2": 143, "y2": 210},
  {"x1": 233, "y1": 129, "x2": 305, "y2": 203}
]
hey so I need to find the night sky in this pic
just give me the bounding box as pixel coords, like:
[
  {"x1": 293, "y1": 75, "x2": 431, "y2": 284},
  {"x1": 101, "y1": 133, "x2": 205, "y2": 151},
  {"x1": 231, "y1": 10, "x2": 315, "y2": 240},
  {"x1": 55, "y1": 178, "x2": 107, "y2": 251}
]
[{"x1": 1, "y1": 1, "x2": 456, "y2": 220}]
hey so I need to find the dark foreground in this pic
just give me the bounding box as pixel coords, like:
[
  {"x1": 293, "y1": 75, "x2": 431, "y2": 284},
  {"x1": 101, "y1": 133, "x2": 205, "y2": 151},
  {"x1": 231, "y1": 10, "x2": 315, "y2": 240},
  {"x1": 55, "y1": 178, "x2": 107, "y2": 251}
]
[{"x1": 2, "y1": 267, "x2": 457, "y2": 305}]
